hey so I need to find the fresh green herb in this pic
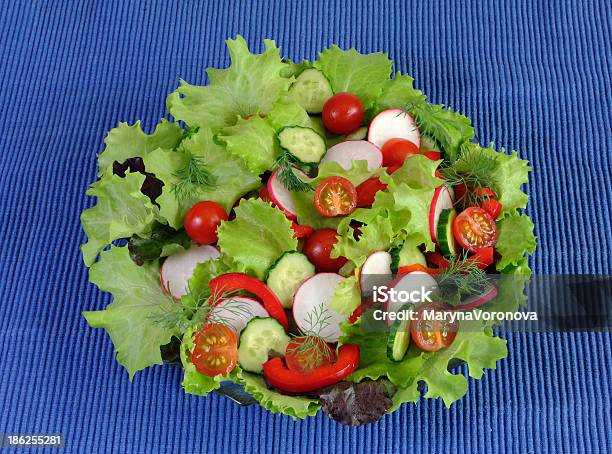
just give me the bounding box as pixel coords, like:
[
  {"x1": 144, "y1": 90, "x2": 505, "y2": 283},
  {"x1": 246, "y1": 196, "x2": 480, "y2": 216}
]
[
  {"x1": 171, "y1": 151, "x2": 217, "y2": 204},
  {"x1": 273, "y1": 149, "x2": 312, "y2": 192},
  {"x1": 436, "y1": 252, "x2": 492, "y2": 304},
  {"x1": 440, "y1": 145, "x2": 498, "y2": 206},
  {"x1": 286, "y1": 303, "x2": 335, "y2": 370},
  {"x1": 127, "y1": 222, "x2": 191, "y2": 266}
]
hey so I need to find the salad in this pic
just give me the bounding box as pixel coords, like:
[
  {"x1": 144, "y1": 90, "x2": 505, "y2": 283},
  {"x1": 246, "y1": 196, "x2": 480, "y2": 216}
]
[{"x1": 81, "y1": 36, "x2": 536, "y2": 425}]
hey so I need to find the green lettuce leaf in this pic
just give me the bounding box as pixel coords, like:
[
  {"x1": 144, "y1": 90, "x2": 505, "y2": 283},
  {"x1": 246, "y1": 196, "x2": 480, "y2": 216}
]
[
  {"x1": 80, "y1": 172, "x2": 159, "y2": 266},
  {"x1": 217, "y1": 199, "x2": 297, "y2": 279},
  {"x1": 143, "y1": 128, "x2": 260, "y2": 228},
  {"x1": 314, "y1": 45, "x2": 392, "y2": 108},
  {"x1": 495, "y1": 214, "x2": 537, "y2": 271},
  {"x1": 409, "y1": 103, "x2": 475, "y2": 162},
  {"x1": 217, "y1": 115, "x2": 278, "y2": 174},
  {"x1": 236, "y1": 369, "x2": 320, "y2": 419},
  {"x1": 82, "y1": 246, "x2": 175, "y2": 379},
  {"x1": 330, "y1": 274, "x2": 361, "y2": 315},
  {"x1": 97, "y1": 120, "x2": 183, "y2": 176},
  {"x1": 266, "y1": 93, "x2": 324, "y2": 134},
  {"x1": 371, "y1": 73, "x2": 426, "y2": 118},
  {"x1": 333, "y1": 215, "x2": 395, "y2": 266},
  {"x1": 167, "y1": 36, "x2": 292, "y2": 130}
]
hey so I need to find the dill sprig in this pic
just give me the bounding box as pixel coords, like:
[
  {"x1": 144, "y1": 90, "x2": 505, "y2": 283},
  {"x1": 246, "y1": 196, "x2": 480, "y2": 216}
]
[
  {"x1": 273, "y1": 150, "x2": 312, "y2": 192},
  {"x1": 171, "y1": 151, "x2": 217, "y2": 204},
  {"x1": 440, "y1": 145, "x2": 498, "y2": 206},
  {"x1": 286, "y1": 303, "x2": 335, "y2": 370},
  {"x1": 436, "y1": 252, "x2": 493, "y2": 303}
]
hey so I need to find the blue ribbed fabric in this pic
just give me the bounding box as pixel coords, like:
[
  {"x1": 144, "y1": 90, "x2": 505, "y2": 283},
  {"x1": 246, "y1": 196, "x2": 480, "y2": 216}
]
[{"x1": 0, "y1": 0, "x2": 610, "y2": 452}]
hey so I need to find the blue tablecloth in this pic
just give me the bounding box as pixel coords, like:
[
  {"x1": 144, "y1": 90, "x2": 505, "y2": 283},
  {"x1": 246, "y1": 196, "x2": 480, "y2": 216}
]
[{"x1": 1, "y1": 0, "x2": 610, "y2": 452}]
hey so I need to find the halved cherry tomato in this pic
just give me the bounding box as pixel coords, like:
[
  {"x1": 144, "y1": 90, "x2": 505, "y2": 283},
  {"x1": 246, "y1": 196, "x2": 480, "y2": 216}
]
[
  {"x1": 290, "y1": 222, "x2": 314, "y2": 239},
  {"x1": 322, "y1": 93, "x2": 364, "y2": 135},
  {"x1": 303, "y1": 228, "x2": 347, "y2": 272},
  {"x1": 381, "y1": 138, "x2": 419, "y2": 167},
  {"x1": 184, "y1": 201, "x2": 228, "y2": 245},
  {"x1": 314, "y1": 176, "x2": 357, "y2": 217},
  {"x1": 468, "y1": 247, "x2": 495, "y2": 269},
  {"x1": 452, "y1": 207, "x2": 497, "y2": 252},
  {"x1": 356, "y1": 177, "x2": 387, "y2": 208},
  {"x1": 410, "y1": 303, "x2": 458, "y2": 352},
  {"x1": 285, "y1": 337, "x2": 336, "y2": 373},
  {"x1": 191, "y1": 324, "x2": 238, "y2": 376},
  {"x1": 479, "y1": 198, "x2": 502, "y2": 219},
  {"x1": 422, "y1": 151, "x2": 441, "y2": 160}
]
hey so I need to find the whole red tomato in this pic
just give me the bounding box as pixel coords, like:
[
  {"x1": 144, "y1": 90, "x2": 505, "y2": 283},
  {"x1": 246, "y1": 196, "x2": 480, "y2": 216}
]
[
  {"x1": 303, "y1": 228, "x2": 347, "y2": 272},
  {"x1": 184, "y1": 201, "x2": 228, "y2": 245},
  {"x1": 322, "y1": 93, "x2": 364, "y2": 135}
]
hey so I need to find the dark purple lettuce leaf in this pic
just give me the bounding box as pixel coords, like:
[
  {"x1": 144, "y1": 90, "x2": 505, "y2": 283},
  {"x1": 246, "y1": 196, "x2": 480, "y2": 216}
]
[
  {"x1": 113, "y1": 157, "x2": 164, "y2": 204},
  {"x1": 317, "y1": 380, "x2": 393, "y2": 425}
]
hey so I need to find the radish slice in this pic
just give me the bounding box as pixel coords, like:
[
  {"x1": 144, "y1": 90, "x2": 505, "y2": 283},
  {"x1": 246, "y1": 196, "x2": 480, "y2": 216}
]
[
  {"x1": 368, "y1": 108, "x2": 420, "y2": 149},
  {"x1": 359, "y1": 251, "x2": 393, "y2": 293},
  {"x1": 267, "y1": 168, "x2": 309, "y2": 219},
  {"x1": 429, "y1": 185, "x2": 455, "y2": 242},
  {"x1": 292, "y1": 273, "x2": 345, "y2": 342},
  {"x1": 320, "y1": 140, "x2": 383, "y2": 175},
  {"x1": 160, "y1": 245, "x2": 220, "y2": 299},
  {"x1": 210, "y1": 296, "x2": 269, "y2": 333},
  {"x1": 383, "y1": 271, "x2": 438, "y2": 324},
  {"x1": 454, "y1": 285, "x2": 498, "y2": 311}
]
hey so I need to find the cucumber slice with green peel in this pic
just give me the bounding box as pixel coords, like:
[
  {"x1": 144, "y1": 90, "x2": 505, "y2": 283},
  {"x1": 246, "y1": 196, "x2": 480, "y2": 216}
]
[
  {"x1": 238, "y1": 317, "x2": 290, "y2": 373},
  {"x1": 278, "y1": 126, "x2": 327, "y2": 164},
  {"x1": 265, "y1": 251, "x2": 315, "y2": 308},
  {"x1": 390, "y1": 241, "x2": 427, "y2": 272},
  {"x1": 289, "y1": 68, "x2": 333, "y2": 113},
  {"x1": 386, "y1": 304, "x2": 414, "y2": 362},
  {"x1": 437, "y1": 208, "x2": 458, "y2": 256}
]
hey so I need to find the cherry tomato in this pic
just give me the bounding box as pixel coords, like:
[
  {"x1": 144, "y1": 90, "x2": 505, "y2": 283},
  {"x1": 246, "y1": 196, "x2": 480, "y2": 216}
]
[
  {"x1": 314, "y1": 176, "x2": 357, "y2": 217},
  {"x1": 258, "y1": 186, "x2": 273, "y2": 204},
  {"x1": 356, "y1": 177, "x2": 387, "y2": 207},
  {"x1": 322, "y1": 93, "x2": 364, "y2": 135},
  {"x1": 191, "y1": 324, "x2": 238, "y2": 376},
  {"x1": 478, "y1": 198, "x2": 502, "y2": 219},
  {"x1": 452, "y1": 207, "x2": 497, "y2": 252},
  {"x1": 184, "y1": 201, "x2": 228, "y2": 245},
  {"x1": 303, "y1": 228, "x2": 347, "y2": 272},
  {"x1": 410, "y1": 303, "x2": 458, "y2": 352},
  {"x1": 285, "y1": 337, "x2": 336, "y2": 373},
  {"x1": 381, "y1": 138, "x2": 419, "y2": 167}
]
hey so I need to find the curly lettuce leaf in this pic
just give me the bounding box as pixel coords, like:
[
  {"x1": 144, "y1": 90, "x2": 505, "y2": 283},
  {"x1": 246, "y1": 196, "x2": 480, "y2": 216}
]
[
  {"x1": 409, "y1": 103, "x2": 474, "y2": 162},
  {"x1": 82, "y1": 246, "x2": 175, "y2": 379},
  {"x1": 236, "y1": 369, "x2": 320, "y2": 419},
  {"x1": 217, "y1": 115, "x2": 278, "y2": 174},
  {"x1": 371, "y1": 73, "x2": 426, "y2": 118},
  {"x1": 217, "y1": 199, "x2": 297, "y2": 279},
  {"x1": 496, "y1": 214, "x2": 537, "y2": 271},
  {"x1": 330, "y1": 274, "x2": 361, "y2": 315},
  {"x1": 80, "y1": 172, "x2": 159, "y2": 266},
  {"x1": 167, "y1": 36, "x2": 292, "y2": 130},
  {"x1": 333, "y1": 215, "x2": 395, "y2": 266},
  {"x1": 314, "y1": 45, "x2": 392, "y2": 108},
  {"x1": 143, "y1": 128, "x2": 260, "y2": 228},
  {"x1": 97, "y1": 120, "x2": 183, "y2": 176},
  {"x1": 266, "y1": 93, "x2": 324, "y2": 135},
  {"x1": 341, "y1": 320, "x2": 507, "y2": 407}
]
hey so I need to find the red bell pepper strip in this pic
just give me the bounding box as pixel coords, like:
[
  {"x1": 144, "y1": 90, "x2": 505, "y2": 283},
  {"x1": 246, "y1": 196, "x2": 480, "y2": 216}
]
[
  {"x1": 397, "y1": 263, "x2": 440, "y2": 275},
  {"x1": 422, "y1": 151, "x2": 441, "y2": 161},
  {"x1": 467, "y1": 247, "x2": 495, "y2": 269},
  {"x1": 348, "y1": 305, "x2": 362, "y2": 324},
  {"x1": 209, "y1": 273, "x2": 289, "y2": 331},
  {"x1": 262, "y1": 344, "x2": 360, "y2": 393},
  {"x1": 356, "y1": 177, "x2": 387, "y2": 208},
  {"x1": 290, "y1": 222, "x2": 314, "y2": 239},
  {"x1": 425, "y1": 251, "x2": 451, "y2": 269}
]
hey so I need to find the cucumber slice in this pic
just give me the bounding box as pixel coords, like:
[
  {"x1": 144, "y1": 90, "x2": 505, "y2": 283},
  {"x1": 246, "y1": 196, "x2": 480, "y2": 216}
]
[
  {"x1": 437, "y1": 208, "x2": 458, "y2": 256},
  {"x1": 289, "y1": 68, "x2": 333, "y2": 113},
  {"x1": 386, "y1": 304, "x2": 413, "y2": 362},
  {"x1": 390, "y1": 241, "x2": 427, "y2": 272},
  {"x1": 238, "y1": 317, "x2": 290, "y2": 373},
  {"x1": 278, "y1": 126, "x2": 326, "y2": 165},
  {"x1": 265, "y1": 251, "x2": 315, "y2": 308}
]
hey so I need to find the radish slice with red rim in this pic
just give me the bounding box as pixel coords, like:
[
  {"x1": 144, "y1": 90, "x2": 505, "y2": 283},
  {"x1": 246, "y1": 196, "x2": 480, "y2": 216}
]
[
  {"x1": 267, "y1": 168, "x2": 309, "y2": 219},
  {"x1": 429, "y1": 185, "x2": 455, "y2": 242},
  {"x1": 368, "y1": 108, "x2": 420, "y2": 149},
  {"x1": 320, "y1": 140, "x2": 383, "y2": 177},
  {"x1": 210, "y1": 296, "x2": 269, "y2": 333},
  {"x1": 160, "y1": 245, "x2": 220, "y2": 299}
]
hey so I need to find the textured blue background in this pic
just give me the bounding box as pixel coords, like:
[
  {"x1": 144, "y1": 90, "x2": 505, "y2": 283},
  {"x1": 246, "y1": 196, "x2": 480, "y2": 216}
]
[{"x1": 0, "y1": 0, "x2": 610, "y2": 452}]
